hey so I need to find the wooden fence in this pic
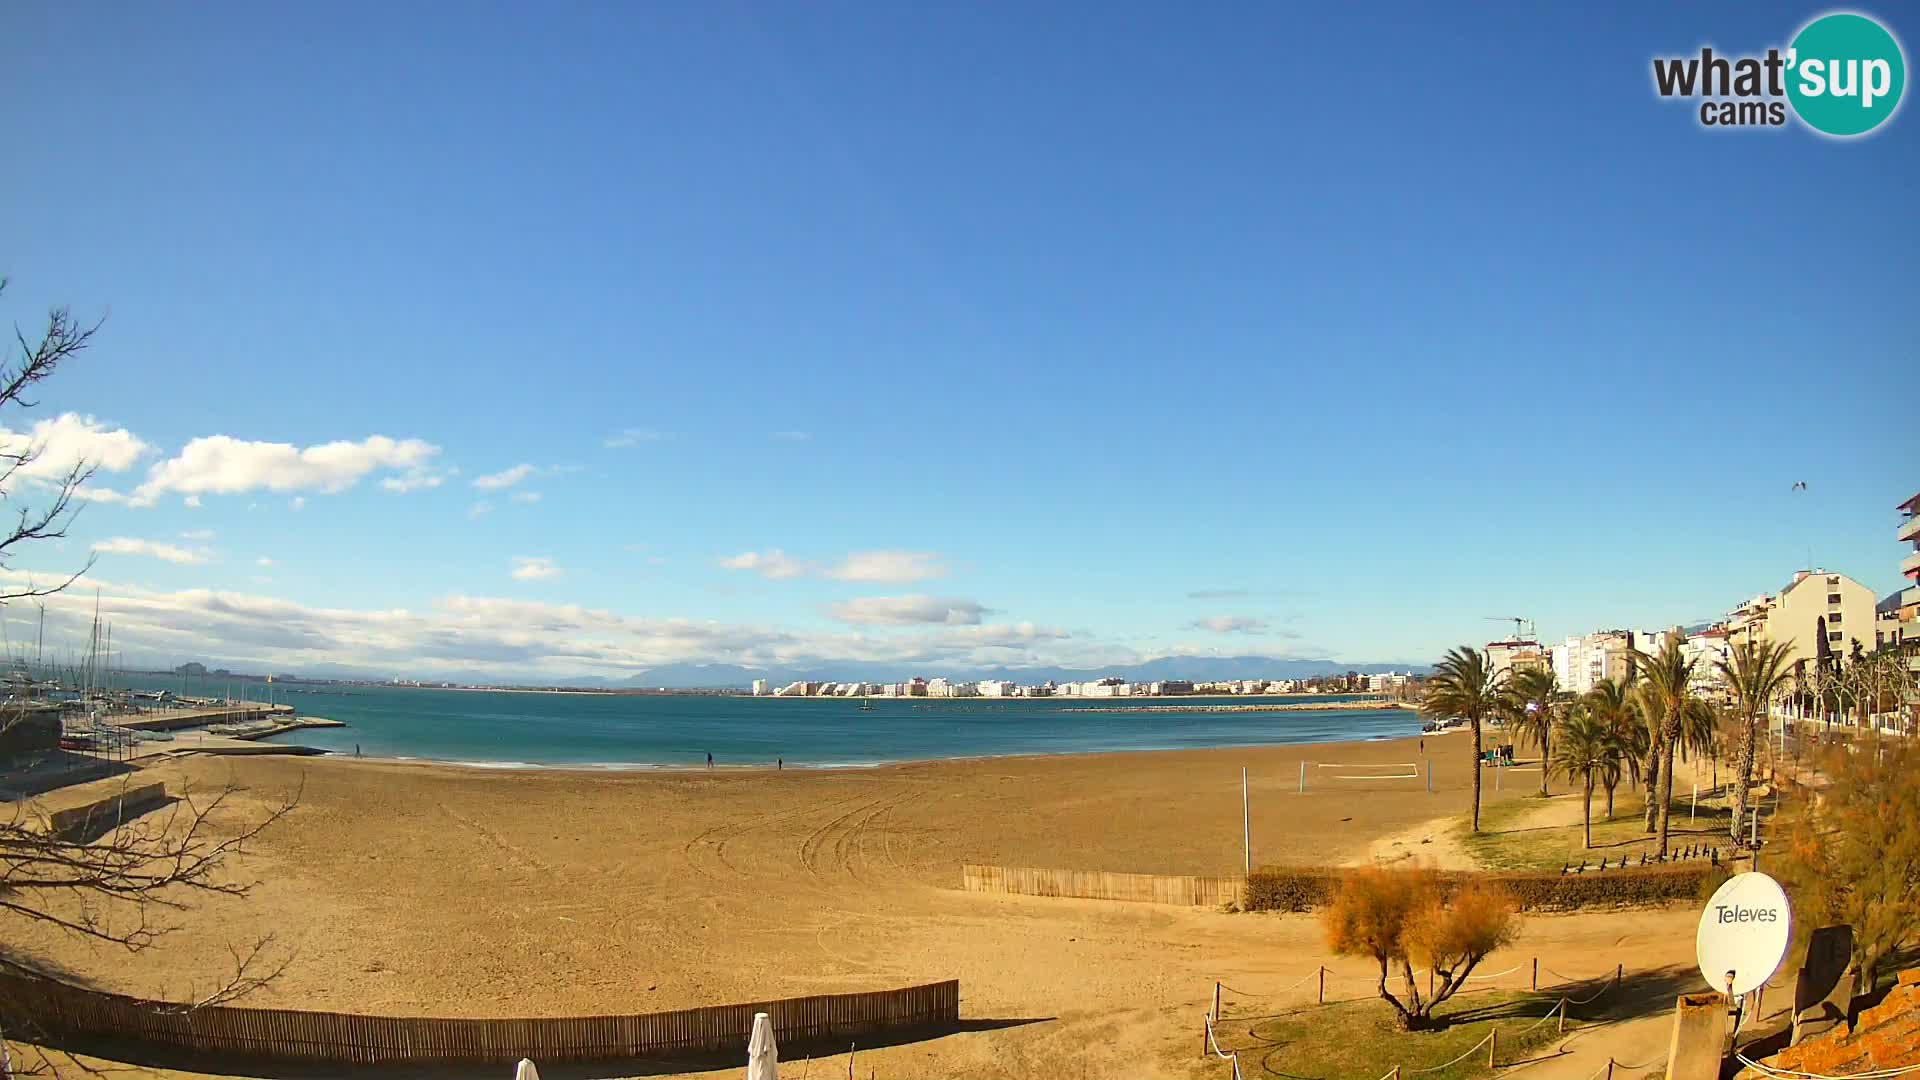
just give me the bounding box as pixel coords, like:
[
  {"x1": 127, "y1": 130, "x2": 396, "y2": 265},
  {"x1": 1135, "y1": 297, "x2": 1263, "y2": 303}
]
[
  {"x1": 0, "y1": 969, "x2": 958, "y2": 1066},
  {"x1": 963, "y1": 863, "x2": 1243, "y2": 907}
]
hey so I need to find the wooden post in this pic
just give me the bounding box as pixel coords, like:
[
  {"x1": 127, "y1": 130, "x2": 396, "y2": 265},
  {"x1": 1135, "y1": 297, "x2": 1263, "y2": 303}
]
[
  {"x1": 1426, "y1": 760, "x2": 1432, "y2": 793},
  {"x1": 1532, "y1": 957, "x2": 1538, "y2": 991},
  {"x1": 1317, "y1": 967, "x2": 1325, "y2": 1005},
  {"x1": 1213, "y1": 982, "x2": 1221, "y2": 1021},
  {"x1": 1201, "y1": 1016, "x2": 1210, "y2": 1058},
  {"x1": 1299, "y1": 759, "x2": 1306, "y2": 794},
  {"x1": 1557, "y1": 1000, "x2": 1566, "y2": 1034},
  {"x1": 1606, "y1": 1059, "x2": 1614, "y2": 1080},
  {"x1": 1488, "y1": 1027, "x2": 1497, "y2": 1067}
]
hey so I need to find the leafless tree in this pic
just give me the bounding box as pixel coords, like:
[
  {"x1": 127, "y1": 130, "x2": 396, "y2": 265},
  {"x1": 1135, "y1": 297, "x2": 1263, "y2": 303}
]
[{"x1": 0, "y1": 282, "x2": 300, "y2": 1074}]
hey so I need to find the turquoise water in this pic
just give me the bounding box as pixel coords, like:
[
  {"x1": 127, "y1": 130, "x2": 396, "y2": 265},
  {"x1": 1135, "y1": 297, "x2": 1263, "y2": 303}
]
[{"x1": 112, "y1": 676, "x2": 1420, "y2": 767}]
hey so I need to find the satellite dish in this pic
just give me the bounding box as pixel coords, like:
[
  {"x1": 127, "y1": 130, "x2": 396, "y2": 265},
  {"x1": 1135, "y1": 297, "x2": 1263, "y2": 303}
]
[{"x1": 1696, "y1": 872, "x2": 1792, "y2": 997}]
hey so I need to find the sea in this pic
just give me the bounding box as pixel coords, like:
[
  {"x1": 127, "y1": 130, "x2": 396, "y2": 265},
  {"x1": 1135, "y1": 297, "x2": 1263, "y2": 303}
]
[{"x1": 110, "y1": 675, "x2": 1422, "y2": 769}]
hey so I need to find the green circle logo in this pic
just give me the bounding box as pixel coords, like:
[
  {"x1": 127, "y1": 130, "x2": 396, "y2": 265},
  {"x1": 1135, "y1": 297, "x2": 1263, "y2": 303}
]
[{"x1": 1787, "y1": 13, "x2": 1906, "y2": 136}]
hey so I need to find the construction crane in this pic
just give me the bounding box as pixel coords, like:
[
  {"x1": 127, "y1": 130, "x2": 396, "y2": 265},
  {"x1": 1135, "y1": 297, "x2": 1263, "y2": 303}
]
[{"x1": 1483, "y1": 616, "x2": 1536, "y2": 642}]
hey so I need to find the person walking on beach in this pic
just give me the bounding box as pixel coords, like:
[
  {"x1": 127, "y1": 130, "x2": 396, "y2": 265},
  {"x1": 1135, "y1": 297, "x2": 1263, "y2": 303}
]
[
  {"x1": 355, "y1": 743, "x2": 361, "y2": 758},
  {"x1": 777, "y1": 757, "x2": 783, "y2": 770},
  {"x1": 706, "y1": 751, "x2": 713, "y2": 769},
  {"x1": 1419, "y1": 738, "x2": 1424, "y2": 755}
]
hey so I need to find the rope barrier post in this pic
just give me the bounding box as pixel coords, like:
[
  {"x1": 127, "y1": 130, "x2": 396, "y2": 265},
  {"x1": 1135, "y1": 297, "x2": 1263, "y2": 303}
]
[
  {"x1": 1300, "y1": 759, "x2": 1306, "y2": 794},
  {"x1": 1318, "y1": 966, "x2": 1325, "y2": 1005},
  {"x1": 1532, "y1": 957, "x2": 1538, "y2": 991},
  {"x1": 1213, "y1": 981, "x2": 1221, "y2": 1022},
  {"x1": 1488, "y1": 1027, "x2": 1497, "y2": 1068},
  {"x1": 1557, "y1": 999, "x2": 1566, "y2": 1034},
  {"x1": 1605, "y1": 1059, "x2": 1613, "y2": 1080}
]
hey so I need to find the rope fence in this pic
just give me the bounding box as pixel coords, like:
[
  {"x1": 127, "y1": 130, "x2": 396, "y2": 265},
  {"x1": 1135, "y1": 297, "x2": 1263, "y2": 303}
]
[
  {"x1": 1735, "y1": 1054, "x2": 1920, "y2": 1079},
  {"x1": 1212, "y1": 957, "x2": 1623, "y2": 1014},
  {"x1": 1203, "y1": 959, "x2": 1628, "y2": 1079}
]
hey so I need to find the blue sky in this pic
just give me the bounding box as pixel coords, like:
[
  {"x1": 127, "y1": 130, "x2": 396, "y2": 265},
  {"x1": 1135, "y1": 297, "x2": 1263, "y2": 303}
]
[{"x1": 0, "y1": 2, "x2": 1913, "y2": 678}]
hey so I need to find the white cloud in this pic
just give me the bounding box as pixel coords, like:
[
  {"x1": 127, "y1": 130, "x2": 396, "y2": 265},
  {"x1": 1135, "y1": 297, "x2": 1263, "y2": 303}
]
[
  {"x1": 473, "y1": 464, "x2": 536, "y2": 491},
  {"x1": 0, "y1": 413, "x2": 152, "y2": 481},
  {"x1": 511, "y1": 556, "x2": 562, "y2": 581},
  {"x1": 91, "y1": 537, "x2": 206, "y2": 565},
  {"x1": 604, "y1": 429, "x2": 667, "y2": 449},
  {"x1": 137, "y1": 434, "x2": 441, "y2": 499},
  {"x1": 771, "y1": 431, "x2": 812, "y2": 442},
  {"x1": 0, "y1": 570, "x2": 1106, "y2": 678},
  {"x1": 828, "y1": 595, "x2": 988, "y2": 626},
  {"x1": 183, "y1": 495, "x2": 202, "y2": 508},
  {"x1": 719, "y1": 549, "x2": 809, "y2": 580},
  {"x1": 179, "y1": 529, "x2": 216, "y2": 541},
  {"x1": 289, "y1": 496, "x2": 306, "y2": 511},
  {"x1": 510, "y1": 491, "x2": 542, "y2": 504},
  {"x1": 719, "y1": 549, "x2": 949, "y2": 584},
  {"x1": 255, "y1": 556, "x2": 275, "y2": 567},
  {"x1": 381, "y1": 469, "x2": 445, "y2": 493},
  {"x1": 1189, "y1": 615, "x2": 1270, "y2": 634},
  {"x1": 825, "y1": 550, "x2": 947, "y2": 583},
  {"x1": 468, "y1": 501, "x2": 494, "y2": 519}
]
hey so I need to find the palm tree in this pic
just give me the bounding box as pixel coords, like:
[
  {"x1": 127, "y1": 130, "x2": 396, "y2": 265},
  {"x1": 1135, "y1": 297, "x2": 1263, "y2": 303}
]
[
  {"x1": 1630, "y1": 632, "x2": 1700, "y2": 857},
  {"x1": 1422, "y1": 646, "x2": 1506, "y2": 833},
  {"x1": 1504, "y1": 667, "x2": 1566, "y2": 798},
  {"x1": 1551, "y1": 706, "x2": 1622, "y2": 849},
  {"x1": 1718, "y1": 639, "x2": 1796, "y2": 847},
  {"x1": 1584, "y1": 678, "x2": 1644, "y2": 818}
]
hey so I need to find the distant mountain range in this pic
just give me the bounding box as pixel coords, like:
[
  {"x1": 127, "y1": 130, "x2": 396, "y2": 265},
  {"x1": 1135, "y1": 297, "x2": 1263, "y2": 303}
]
[
  {"x1": 606, "y1": 656, "x2": 1425, "y2": 690},
  {"x1": 139, "y1": 655, "x2": 1425, "y2": 691}
]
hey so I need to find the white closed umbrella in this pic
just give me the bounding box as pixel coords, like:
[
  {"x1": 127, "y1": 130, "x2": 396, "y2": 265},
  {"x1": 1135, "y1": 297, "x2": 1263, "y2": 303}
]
[
  {"x1": 514, "y1": 1058, "x2": 540, "y2": 1080},
  {"x1": 747, "y1": 1010, "x2": 779, "y2": 1080}
]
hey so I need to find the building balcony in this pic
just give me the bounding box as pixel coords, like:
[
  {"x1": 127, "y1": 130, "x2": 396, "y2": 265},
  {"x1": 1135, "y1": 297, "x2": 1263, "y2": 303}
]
[
  {"x1": 1900, "y1": 514, "x2": 1920, "y2": 544},
  {"x1": 1904, "y1": 549, "x2": 1920, "y2": 578}
]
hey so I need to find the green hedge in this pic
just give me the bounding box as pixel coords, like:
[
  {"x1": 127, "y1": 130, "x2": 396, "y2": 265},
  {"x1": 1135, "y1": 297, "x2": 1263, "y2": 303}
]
[{"x1": 1244, "y1": 863, "x2": 1710, "y2": 913}]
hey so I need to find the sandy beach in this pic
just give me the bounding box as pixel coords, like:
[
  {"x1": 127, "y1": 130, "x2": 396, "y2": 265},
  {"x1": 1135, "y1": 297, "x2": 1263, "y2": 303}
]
[{"x1": 2, "y1": 731, "x2": 1706, "y2": 1078}]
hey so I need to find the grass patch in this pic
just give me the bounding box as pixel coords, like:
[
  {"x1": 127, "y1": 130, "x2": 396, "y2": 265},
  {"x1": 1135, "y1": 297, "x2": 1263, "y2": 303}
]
[
  {"x1": 1208, "y1": 990, "x2": 1575, "y2": 1080},
  {"x1": 1460, "y1": 783, "x2": 1748, "y2": 873}
]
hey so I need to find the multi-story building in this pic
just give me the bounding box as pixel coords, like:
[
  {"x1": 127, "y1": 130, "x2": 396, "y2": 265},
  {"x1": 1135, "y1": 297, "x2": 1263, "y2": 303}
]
[
  {"x1": 751, "y1": 679, "x2": 768, "y2": 696},
  {"x1": 1897, "y1": 491, "x2": 1920, "y2": 672},
  {"x1": 1486, "y1": 638, "x2": 1548, "y2": 680},
  {"x1": 1723, "y1": 569, "x2": 1877, "y2": 667},
  {"x1": 976, "y1": 680, "x2": 1011, "y2": 697}
]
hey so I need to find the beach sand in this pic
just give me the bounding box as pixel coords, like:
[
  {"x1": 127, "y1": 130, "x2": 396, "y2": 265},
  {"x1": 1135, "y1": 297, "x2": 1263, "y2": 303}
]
[{"x1": 2, "y1": 731, "x2": 1704, "y2": 1078}]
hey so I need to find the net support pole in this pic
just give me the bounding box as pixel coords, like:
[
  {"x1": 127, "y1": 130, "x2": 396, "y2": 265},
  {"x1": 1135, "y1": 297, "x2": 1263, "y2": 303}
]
[
  {"x1": 1299, "y1": 759, "x2": 1306, "y2": 794},
  {"x1": 1426, "y1": 760, "x2": 1433, "y2": 794},
  {"x1": 1242, "y1": 767, "x2": 1251, "y2": 876}
]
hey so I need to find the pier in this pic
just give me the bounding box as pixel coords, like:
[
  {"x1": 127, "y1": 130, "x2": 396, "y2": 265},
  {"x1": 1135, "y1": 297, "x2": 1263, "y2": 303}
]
[{"x1": 109, "y1": 702, "x2": 297, "y2": 732}]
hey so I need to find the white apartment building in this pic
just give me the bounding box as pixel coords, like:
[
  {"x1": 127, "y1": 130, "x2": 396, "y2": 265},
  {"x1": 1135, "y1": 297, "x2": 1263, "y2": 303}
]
[
  {"x1": 751, "y1": 679, "x2": 768, "y2": 696},
  {"x1": 977, "y1": 680, "x2": 1012, "y2": 697},
  {"x1": 1895, "y1": 491, "x2": 1920, "y2": 673}
]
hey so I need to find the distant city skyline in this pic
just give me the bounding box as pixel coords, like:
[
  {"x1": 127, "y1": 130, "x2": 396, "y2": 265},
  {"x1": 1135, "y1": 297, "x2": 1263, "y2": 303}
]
[{"x1": 1, "y1": 2, "x2": 1912, "y2": 679}]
